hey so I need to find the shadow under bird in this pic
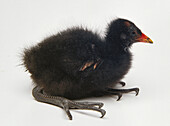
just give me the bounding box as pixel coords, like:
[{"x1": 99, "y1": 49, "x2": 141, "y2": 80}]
[{"x1": 23, "y1": 18, "x2": 153, "y2": 120}]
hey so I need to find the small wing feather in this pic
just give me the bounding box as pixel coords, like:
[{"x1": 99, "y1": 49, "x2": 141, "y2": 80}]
[{"x1": 79, "y1": 58, "x2": 103, "y2": 71}]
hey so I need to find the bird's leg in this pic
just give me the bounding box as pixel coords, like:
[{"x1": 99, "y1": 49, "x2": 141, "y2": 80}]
[
  {"x1": 119, "y1": 81, "x2": 126, "y2": 87},
  {"x1": 32, "y1": 86, "x2": 106, "y2": 120},
  {"x1": 106, "y1": 88, "x2": 139, "y2": 101}
]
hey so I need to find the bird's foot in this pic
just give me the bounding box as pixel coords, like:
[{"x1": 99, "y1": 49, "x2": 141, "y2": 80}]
[
  {"x1": 106, "y1": 88, "x2": 139, "y2": 101},
  {"x1": 32, "y1": 86, "x2": 106, "y2": 120},
  {"x1": 64, "y1": 101, "x2": 106, "y2": 120}
]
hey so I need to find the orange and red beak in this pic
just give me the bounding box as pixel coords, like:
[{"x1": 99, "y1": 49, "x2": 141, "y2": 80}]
[{"x1": 136, "y1": 33, "x2": 153, "y2": 44}]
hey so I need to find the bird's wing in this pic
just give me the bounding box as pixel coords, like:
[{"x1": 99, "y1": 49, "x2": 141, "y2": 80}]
[
  {"x1": 58, "y1": 40, "x2": 104, "y2": 76},
  {"x1": 79, "y1": 58, "x2": 103, "y2": 72},
  {"x1": 59, "y1": 52, "x2": 103, "y2": 77}
]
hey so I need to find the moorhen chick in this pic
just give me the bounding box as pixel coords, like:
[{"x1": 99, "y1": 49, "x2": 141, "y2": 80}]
[{"x1": 23, "y1": 18, "x2": 153, "y2": 120}]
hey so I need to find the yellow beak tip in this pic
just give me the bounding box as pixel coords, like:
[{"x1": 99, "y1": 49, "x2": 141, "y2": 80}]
[{"x1": 148, "y1": 39, "x2": 153, "y2": 44}]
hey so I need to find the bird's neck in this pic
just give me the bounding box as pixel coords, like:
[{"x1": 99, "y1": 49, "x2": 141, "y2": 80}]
[
  {"x1": 104, "y1": 22, "x2": 131, "y2": 58},
  {"x1": 105, "y1": 36, "x2": 129, "y2": 58}
]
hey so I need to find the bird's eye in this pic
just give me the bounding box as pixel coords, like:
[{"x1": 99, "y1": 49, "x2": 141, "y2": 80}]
[
  {"x1": 131, "y1": 31, "x2": 137, "y2": 36},
  {"x1": 132, "y1": 31, "x2": 136, "y2": 35}
]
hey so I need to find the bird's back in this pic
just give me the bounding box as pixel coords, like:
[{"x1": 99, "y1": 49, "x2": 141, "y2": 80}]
[{"x1": 24, "y1": 28, "x2": 102, "y2": 73}]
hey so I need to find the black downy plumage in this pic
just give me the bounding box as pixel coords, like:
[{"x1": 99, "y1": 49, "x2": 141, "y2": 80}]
[{"x1": 23, "y1": 18, "x2": 153, "y2": 120}]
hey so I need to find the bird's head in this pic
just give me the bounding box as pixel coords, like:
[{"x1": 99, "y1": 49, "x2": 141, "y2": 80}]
[{"x1": 106, "y1": 18, "x2": 153, "y2": 50}]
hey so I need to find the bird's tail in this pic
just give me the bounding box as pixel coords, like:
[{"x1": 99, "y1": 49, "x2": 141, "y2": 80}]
[{"x1": 22, "y1": 46, "x2": 38, "y2": 74}]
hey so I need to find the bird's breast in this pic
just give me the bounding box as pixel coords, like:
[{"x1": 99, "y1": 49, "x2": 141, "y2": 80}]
[{"x1": 80, "y1": 53, "x2": 132, "y2": 88}]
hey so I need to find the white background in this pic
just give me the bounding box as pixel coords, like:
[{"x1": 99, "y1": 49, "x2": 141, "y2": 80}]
[{"x1": 0, "y1": 0, "x2": 170, "y2": 126}]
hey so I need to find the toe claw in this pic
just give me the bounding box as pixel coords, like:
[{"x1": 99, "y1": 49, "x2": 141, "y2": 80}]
[
  {"x1": 119, "y1": 81, "x2": 126, "y2": 87},
  {"x1": 116, "y1": 93, "x2": 122, "y2": 101},
  {"x1": 134, "y1": 88, "x2": 139, "y2": 96},
  {"x1": 100, "y1": 109, "x2": 106, "y2": 118}
]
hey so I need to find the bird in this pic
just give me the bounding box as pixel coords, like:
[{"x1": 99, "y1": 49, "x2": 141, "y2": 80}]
[{"x1": 22, "y1": 18, "x2": 153, "y2": 120}]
